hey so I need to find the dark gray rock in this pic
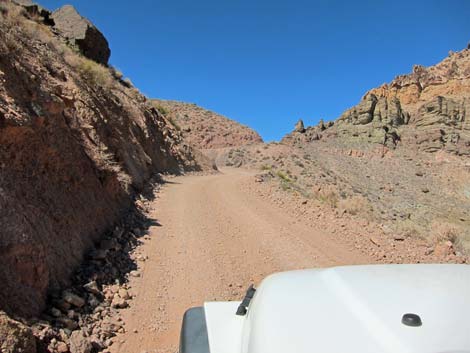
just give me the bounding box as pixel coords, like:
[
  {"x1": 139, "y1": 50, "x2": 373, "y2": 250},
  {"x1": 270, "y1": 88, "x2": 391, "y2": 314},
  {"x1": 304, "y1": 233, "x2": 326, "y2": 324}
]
[{"x1": 52, "y1": 5, "x2": 110, "y2": 65}]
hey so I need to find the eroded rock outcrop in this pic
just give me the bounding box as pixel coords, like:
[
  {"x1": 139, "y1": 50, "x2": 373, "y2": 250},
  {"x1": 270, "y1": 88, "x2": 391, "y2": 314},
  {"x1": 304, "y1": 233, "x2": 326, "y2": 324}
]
[
  {"x1": 283, "y1": 46, "x2": 470, "y2": 155},
  {"x1": 51, "y1": 5, "x2": 110, "y2": 65},
  {"x1": 294, "y1": 119, "x2": 305, "y2": 133},
  {"x1": 337, "y1": 94, "x2": 410, "y2": 127},
  {"x1": 281, "y1": 119, "x2": 332, "y2": 146}
]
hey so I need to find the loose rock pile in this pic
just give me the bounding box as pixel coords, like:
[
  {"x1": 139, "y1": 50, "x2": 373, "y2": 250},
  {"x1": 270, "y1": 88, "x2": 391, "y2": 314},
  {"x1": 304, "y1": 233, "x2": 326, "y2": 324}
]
[{"x1": 30, "y1": 191, "x2": 156, "y2": 353}]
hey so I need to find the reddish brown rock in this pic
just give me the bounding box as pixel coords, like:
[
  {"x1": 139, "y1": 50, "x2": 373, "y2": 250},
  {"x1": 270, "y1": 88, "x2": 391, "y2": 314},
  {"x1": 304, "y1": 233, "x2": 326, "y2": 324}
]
[
  {"x1": 434, "y1": 241, "x2": 455, "y2": 257},
  {"x1": 151, "y1": 100, "x2": 263, "y2": 150},
  {"x1": 0, "y1": 2, "x2": 208, "y2": 318},
  {"x1": 0, "y1": 311, "x2": 36, "y2": 353}
]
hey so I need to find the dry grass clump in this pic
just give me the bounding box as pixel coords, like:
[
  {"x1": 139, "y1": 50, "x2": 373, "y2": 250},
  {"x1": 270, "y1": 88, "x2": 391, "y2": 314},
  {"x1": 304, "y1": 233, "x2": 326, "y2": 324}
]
[
  {"x1": 153, "y1": 104, "x2": 170, "y2": 116},
  {"x1": 311, "y1": 185, "x2": 339, "y2": 208},
  {"x1": 151, "y1": 104, "x2": 181, "y2": 130},
  {"x1": 1, "y1": 1, "x2": 66, "y2": 59},
  {"x1": 338, "y1": 195, "x2": 372, "y2": 216},
  {"x1": 64, "y1": 53, "x2": 114, "y2": 89},
  {"x1": 260, "y1": 164, "x2": 272, "y2": 171},
  {"x1": 0, "y1": 1, "x2": 26, "y2": 25},
  {"x1": 0, "y1": 2, "x2": 26, "y2": 53},
  {"x1": 109, "y1": 66, "x2": 123, "y2": 80},
  {"x1": 394, "y1": 219, "x2": 424, "y2": 239},
  {"x1": 429, "y1": 220, "x2": 460, "y2": 244},
  {"x1": 168, "y1": 116, "x2": 181, "y2": 131},
  {"x1": 427, "y1": 220, "x2": 470, "y2": 255},
  {"x1": 394, "y1": 219, "x2": 469, "y2": 254}
]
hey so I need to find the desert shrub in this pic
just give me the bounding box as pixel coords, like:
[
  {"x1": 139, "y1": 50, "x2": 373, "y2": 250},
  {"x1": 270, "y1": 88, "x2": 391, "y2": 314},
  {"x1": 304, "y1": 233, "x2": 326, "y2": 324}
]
[
  {"x1": 155, "y1": 104, "x2": 170, "y2": 116},
  {"x1": 109, "y1": 66, "x2": 123, "y2": 80},
  {"x1": 65, "y1": 53, "x2": 113, "y2": 89},
  {"x1": 1, "y1": 2, "x2": 26, "y2": 25},
  {"x1": 168, "y1": 116, "x2": 181, "y2": 131},
  {"x1": 338, "y1": 195, "x2": 371, "y2": 216},
  {"x1": 260, "y1": 164, "x2": 272, "y2": 171},
  {"x1": 429, "y1": 220, "x2": 460, "y2": 244},
  {"x1": 424, "y1": 220, "x2": 470, "y2": 255},
  {"x1": 312, "y1": 185, "x2": 339, "y2": 208},
  {"x1": 276, "y1": 170, "x2": 291, "y2": 182},
  {"x1": 78, "y1": 59, "x2": 113, "y2": 88},
  {"x1": 154, "y1": 104, "x2": 169, "y2": 116},
  {"x1": 21, "y1": 20, "x2": 58, "y2": 52},
  {"x1": 2, "y1": 29, "x2": 21, "y2": 53},
  {"x1": 394, "y1": 220, "x2": 429, "y2": 240}
]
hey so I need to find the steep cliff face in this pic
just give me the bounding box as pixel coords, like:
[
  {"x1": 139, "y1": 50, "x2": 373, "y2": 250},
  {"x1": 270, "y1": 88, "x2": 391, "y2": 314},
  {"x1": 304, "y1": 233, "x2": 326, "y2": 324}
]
[
  {"x1": 0, "y1": 1, "x2": 203, "y2": 318},
  {"x1": 283, "y1": 48, "x2": 470, "y2": 155},
  {"x1": 152, "y1": 99, "x2": 263, "y2": 150}
]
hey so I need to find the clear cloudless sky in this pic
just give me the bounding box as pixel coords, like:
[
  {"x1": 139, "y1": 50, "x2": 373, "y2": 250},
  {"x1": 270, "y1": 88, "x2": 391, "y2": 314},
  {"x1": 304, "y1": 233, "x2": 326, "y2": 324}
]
[{"x1": 38, "y1": 0, "x2": 470, "y2": 141}]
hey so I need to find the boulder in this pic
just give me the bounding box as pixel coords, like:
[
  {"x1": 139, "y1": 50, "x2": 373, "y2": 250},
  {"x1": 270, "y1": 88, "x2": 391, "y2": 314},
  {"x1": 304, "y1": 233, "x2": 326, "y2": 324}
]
[
  {"x1": 434, "y1": 241, "x2": 455, "y2": 257},
  {"x1": 63, "y1": 291, "x2": 86, "y2": 308},
  {"x1": 83, "y1": 281, "x2": 100, "y2": 295},
  {"x1": 57, "y1": 341, "x2": 69, "y2": 353},
  {"x1": 69, "y1": 330, "x2": 92, "y2": 353},
  {"x1": 51, "y1": 5, "x2": 110, "y2": 65},
  {"x1": 0, "y1": 311, "x2": 36, "y2": 353},
  {"x1": 294, "y1": 119, "x2": 306, "y2": 133}
]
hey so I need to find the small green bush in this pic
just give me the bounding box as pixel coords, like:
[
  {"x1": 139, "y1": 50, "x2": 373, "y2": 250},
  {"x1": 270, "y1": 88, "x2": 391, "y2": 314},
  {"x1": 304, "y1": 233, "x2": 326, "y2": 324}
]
[
  {"x1": 276, "y1": 170, "x2": 291, "y2": 182},
  {"x1": 168, "y1": 116, "x2": 181, "y2": 131},
  {"x1": 154, "y1": 104, "x2": 169, "y2": 116}
]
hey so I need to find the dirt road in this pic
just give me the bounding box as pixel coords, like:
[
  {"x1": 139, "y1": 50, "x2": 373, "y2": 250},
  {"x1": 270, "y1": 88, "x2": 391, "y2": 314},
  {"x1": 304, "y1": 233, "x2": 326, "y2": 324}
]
[{"x1": 111, "y1": 168, "x2": 374, "y2": 353}]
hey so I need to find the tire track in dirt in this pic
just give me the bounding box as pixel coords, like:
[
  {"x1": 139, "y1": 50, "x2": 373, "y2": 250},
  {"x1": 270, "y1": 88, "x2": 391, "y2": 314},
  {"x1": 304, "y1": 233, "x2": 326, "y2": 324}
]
[{"x1": 111, "y1": 168, "x2": 375, "y2": 353}]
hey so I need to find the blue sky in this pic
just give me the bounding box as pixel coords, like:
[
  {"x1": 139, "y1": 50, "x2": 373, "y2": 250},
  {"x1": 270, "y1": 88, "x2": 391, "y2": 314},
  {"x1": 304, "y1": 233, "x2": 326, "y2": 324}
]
[{"x1": 39, "y1": 0, "x2": 470, "y2": 141}]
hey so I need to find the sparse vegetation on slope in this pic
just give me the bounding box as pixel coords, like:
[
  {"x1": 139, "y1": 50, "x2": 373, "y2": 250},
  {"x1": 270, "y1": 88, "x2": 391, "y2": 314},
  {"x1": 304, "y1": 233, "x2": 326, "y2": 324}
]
[
  {"x1": 0, "y1": 1, "x2": 207, "y2": 346},
  {"x1": 151, "y1": 99, "x2": 263, "y2": 150},
  {"x1": 220, "y1": 46, "x2": 470, "y2": 256}
]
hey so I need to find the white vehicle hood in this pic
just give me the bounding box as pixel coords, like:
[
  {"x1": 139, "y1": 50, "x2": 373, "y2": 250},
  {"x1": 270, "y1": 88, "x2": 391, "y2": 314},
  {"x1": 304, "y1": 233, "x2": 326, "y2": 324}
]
[{"x1": 205, "y1": 264, "x2": 470, "y2": 353}]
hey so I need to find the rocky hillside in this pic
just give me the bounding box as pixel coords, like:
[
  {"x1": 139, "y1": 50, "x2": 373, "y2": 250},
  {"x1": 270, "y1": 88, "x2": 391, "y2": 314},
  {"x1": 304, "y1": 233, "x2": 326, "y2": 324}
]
[
  {"x1": 283, "y1": 47, "x2": 470, "y2": 155},
  {"x1": 222, "y1": 47, "x2": 470, "y2": 257},
  {"x1": 0, "y1": 0, "x2": 207, "y2": 326},
  {"x1": 151, "y1": 99, "x2": 263, "y2": 149}
]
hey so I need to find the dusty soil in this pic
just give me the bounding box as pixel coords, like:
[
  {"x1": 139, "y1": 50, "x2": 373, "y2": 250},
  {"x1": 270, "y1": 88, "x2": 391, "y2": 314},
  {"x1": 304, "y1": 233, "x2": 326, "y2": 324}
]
[
  {"x1": 107, "y1": 166, "x2": 466, "y2": 353},
  {"x1": 218, "y1": 141, "x2": 470, "y2": 255},
  {"x1": 109, "y1": 168, "x2": 377, "y2": 353}
]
